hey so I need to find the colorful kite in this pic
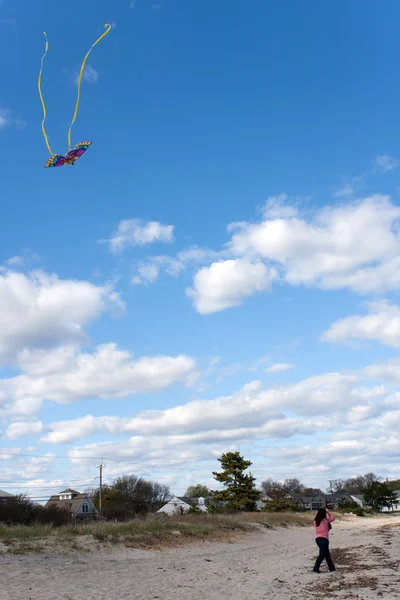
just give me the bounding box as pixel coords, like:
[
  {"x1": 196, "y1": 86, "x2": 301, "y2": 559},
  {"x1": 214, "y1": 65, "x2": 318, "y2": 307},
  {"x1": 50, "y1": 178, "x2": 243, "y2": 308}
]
[{"x1": 38, "y1": 24, "x2": 111, "y2": 168}]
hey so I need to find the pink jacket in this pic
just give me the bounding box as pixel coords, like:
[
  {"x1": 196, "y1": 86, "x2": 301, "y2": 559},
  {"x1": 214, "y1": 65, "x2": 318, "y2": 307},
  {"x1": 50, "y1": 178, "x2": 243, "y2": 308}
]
[{"x1": 314, "y1": 512, "x2": 335, "y2": 539}]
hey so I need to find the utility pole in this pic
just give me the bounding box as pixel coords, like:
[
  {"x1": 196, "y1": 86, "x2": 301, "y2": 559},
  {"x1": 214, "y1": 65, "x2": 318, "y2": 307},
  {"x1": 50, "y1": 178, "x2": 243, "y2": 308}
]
[
  {"x1": 96, "y1": 462, "x2": 104, "y2": 520},
  {"x1": 327, "y1": 479, "x2": 334, "y2": 508}
]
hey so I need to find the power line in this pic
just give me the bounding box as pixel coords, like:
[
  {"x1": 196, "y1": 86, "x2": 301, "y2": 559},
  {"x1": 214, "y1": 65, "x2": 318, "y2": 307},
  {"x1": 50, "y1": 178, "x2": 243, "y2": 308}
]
[
  {"x1": 0, "y1": 477, "x2": 98, "y2": 485},
  {"x1": 0, "y1": 481, "x2": 98, "y2": 490},
  {"x1": 0, "y1": 451, "x2": 103, "y2": 460}
]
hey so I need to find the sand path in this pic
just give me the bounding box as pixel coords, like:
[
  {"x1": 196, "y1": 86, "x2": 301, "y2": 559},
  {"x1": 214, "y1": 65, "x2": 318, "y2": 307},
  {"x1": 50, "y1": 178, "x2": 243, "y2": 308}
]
[{"x1": 1, "y1": 515, "x2": 399, "y2": 600}]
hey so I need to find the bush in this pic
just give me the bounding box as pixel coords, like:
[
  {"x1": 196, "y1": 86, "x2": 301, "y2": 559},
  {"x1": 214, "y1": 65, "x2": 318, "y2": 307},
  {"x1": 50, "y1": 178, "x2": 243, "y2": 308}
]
[
  {"x1": 338, "y1": 506, "x2": 365, "y2": 517},
  {"x1": 353, "y1": 507, "x2": 365, "y2": 517},
  {"x1": 36, "y1": 506, "x2": 70, "y2": 526},
  {"x1": 0, "y1": 495, "x2": 38, "y2": 525},
  {"x1": 0, "y1": 496, "x2": 70, "y2": 527},
  {"x1": 262, "y1": 499, "x2": 300, "y2": 513},
  {"x1": 187, "y1": 505, "x2": 202, "y2": 515}
]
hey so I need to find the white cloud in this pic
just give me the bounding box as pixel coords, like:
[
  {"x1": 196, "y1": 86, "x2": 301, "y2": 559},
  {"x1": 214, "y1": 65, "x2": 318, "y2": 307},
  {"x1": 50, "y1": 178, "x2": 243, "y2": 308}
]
[
  {"x1": 364, "y1": 357, "x2": 400, "y2": 384},
  {"x1": 0, "y1": 108, "x2": 26, "y2": 131},
  {"x1": 0, "y1": 270, "x2": 124, "y2": 365},
  {"x1": 132, "y1": 246, "x2": 220, "y2": 285},
  {"x1": 261, "y1": 194, "x2": 299, "y2": 219},
  {"x1": 5, "y1": 421, "x2": 43, "y2": 440},
  {"x1": 6, "y1": 256, "x2": 24, "y2": 267},
  {"x1": 42, "y1": 371, "x2": 362, "y2": 444},
  {"x1": 266, "y1": 363, "x2": 295, "y2": 374},
  {"x1": 322, "y1": 301, "x2": 400, "y2": 348},
  {"x1": 334, "y1": 184, "x2": 354, "y2": 198},
  {"x1": 187, "y1": 259, "x2": 276, "y2": 315},
  {"x1": 72, "y1": 64, "x2": 98, "y2": 85},
  {"x1": 107, "y1": 219, "x2": 175, "y2": 253},
  {"x1": 0, "y1": 344, "x2": 196, "y2": 416},
  {"x1": 1, "y1": 18, "x2": 17, "y2": 25},
  {"x1": 4, "y1": 362, "x2": 400, "y2": 487},
  {"x1": 132, "y1": 263, "x2": 160, "y2": 285},
  {"x1": 227, "y1": 195, "x2": 400, "y2": 294},
  {"x1": 375, "y1": 154, "x2": 398, "y2": 172},
  {"x1": 82, "y1": 65, "x2": 98, "y2": 84}
]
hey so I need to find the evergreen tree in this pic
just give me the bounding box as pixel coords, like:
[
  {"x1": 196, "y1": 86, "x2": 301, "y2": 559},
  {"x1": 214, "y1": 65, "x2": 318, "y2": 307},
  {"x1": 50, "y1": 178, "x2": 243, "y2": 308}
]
[
  {"x1": 364, "y1": 481, "x2": 398, "y2": 511},
  {"x1": 210, "y1": 451, "x2": 261, "y2": 511}
]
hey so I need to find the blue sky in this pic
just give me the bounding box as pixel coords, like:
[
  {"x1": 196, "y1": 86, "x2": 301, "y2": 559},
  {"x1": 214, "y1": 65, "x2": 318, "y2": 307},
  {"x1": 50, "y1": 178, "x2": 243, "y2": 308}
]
[{"x1": 1, "y1": 0, "x2": 400, "y2": 502}]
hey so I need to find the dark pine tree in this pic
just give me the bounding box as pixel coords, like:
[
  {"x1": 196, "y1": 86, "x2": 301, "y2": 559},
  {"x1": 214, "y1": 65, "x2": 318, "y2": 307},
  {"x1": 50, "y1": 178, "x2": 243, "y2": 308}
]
[{"x1": 211, "y1": 451, "x2": 261, "y2": 511}]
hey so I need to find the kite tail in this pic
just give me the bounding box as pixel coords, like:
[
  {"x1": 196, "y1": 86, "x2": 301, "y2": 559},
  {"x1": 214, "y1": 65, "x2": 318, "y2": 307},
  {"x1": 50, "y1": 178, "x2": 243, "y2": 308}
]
[
  {"x1": 38, "y1": 32, "x2": 53, "y2": 155},
  {"x1": 67, "y1": 23, "x2": 112, "y2": 150}
]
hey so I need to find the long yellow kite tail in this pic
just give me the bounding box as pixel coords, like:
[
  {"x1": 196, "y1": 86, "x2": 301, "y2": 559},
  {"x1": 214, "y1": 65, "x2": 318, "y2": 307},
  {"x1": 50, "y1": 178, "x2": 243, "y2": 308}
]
[
  {"x1": 67, "y1": 23, "x2": 112, "y2": 150},
  {"x1": 38, "y1": 31, "x2": 53, "y2": 155}
]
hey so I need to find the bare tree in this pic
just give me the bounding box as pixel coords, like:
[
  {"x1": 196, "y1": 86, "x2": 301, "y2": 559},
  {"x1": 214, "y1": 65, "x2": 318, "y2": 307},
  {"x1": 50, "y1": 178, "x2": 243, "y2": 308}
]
[
  {"x1": 261, "y1": 478, "x2": 284, "y2": 497},
  {"x1": 282, "y1": 478, "x2": 304, "y2": 495},
  {"x1": 184, "y1": 484, "x2": 211, "y2": 498}
]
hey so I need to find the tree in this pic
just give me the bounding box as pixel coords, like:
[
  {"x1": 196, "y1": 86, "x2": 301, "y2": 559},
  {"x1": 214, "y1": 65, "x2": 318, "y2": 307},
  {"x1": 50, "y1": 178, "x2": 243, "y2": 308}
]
[
  {"x1": 260, "y1": 478, "x2": 284, "y2": 498},
  {"x1": 303, "y1": 487, "x2": 324, "y2": 497},
  {"x1": 364, "y1": 481, "x2": 398, "y2": 511},
  {"x1": 0, "y1": 495, "x2": 70, "y2": 526},
  {"x1": 282, "y1": 478, "x2": 304, "y2": 496},
  {"x1": 0, "y1": 494, "x2": 37, "y2": 525},
  {"x1": 386, "y1": 479, "x2": 400, "y2": 492},
  {"x1": 211, "y1": 451, "x2": 261, "y2": 512},
  {"x1": 93, "y1": 475, "x2": 172, "y2": 520},
  {"x1": 184, "y1": 484, "x2": 211, "y2": 498},
  {"x1": 262, "y1": 497, "x2": 299, "y2": 512},
  {"x1": 333, "y1": 473, "x2": 379, "y2": 495},
  {"x1": 150, "y1": 482, "x2": 173, "y2": 512}
]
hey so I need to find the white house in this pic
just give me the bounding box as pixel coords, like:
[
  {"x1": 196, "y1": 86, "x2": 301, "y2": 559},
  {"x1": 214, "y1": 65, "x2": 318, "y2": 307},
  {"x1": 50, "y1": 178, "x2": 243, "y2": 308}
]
[
  {"x1": 349, "y1": 494, "x2": 367, "y2": 508},
  {"x1": 45, "y1": 488, "x2": 98, "y2": 519},
  {"x1": 0, "y1": 490, "x2": 14, "y2": 500},
  {"x1": 157, "y1": 496, "x2": 208, "y2": 515},
  {"x1": 379, "y1": 490, "x2": 400, "y2": 512}
]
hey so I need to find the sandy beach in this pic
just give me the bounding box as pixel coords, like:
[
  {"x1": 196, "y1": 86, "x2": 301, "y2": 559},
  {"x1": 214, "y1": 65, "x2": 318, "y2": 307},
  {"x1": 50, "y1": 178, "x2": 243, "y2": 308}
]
[{"x1": 1, "y1": 515, "x2": 399, "y2": 600}]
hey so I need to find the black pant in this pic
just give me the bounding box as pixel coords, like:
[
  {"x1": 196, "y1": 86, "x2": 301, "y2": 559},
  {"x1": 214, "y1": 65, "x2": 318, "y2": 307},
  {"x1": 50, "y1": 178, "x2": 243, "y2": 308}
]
[{"x1": 313, "y1": 537, "x2": 335, "y2": 572}]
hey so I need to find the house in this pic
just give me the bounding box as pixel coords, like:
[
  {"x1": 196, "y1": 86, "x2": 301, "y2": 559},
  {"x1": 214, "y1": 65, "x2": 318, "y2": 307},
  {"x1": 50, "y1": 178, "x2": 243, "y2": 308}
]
[
  {"x1": 349, "y1": 494, "x2": 367, "y2": 508},
  {"x1": 285, "y1": 494, "x2": 324, "y2": 510},
  {"x1": 324, "y1": 492, "x2": 355, "y2": 509},
  {"x1": 379, "y1": 490, "x2": 400, "y2": 512},
  {"x1": 255, "y1": 498, "x2": 270, "y2": 510},
  {"x1": 0, "y1": 490, "x2": 14, "y2": 500},
  {"x1": 45, "y1": 488, "x2": 98, "y2": 519},
  {"x1": 157, "y1": 496, "x2": 209, "y2": 515}
]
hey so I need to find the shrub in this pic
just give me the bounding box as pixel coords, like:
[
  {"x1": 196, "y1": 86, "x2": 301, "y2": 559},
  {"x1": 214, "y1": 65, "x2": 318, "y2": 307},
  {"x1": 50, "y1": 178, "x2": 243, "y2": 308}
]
[
  {"x1": 338, "y1": 506, "x2": 365, "y2": 516},
  {"x1": 262, "y1": 498, "x2": 299, "y2": 513},
  {"x1": 0, "y1": 495, "x2": 38, "y2": 525},
  {"x1": 36, "y1": 506, "x2": 70, "y2": 526},
  {"x1": 187, "y1": 505, "x2": 202, "y2": 515},
  {"x1": 353, "y1": 507, "x2": 365, "y2": 517}
]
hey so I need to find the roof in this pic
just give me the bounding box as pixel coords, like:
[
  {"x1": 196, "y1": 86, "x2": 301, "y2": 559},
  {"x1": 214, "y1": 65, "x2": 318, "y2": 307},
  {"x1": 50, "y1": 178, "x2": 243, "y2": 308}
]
[
  {"x1": 168, "y1": 496, "x2": 214, "y2": 506},
  {"x1": 57, "y1": 489, "x2": 80, "y2": 495},
  {"x1": 45, "y1": 493, "x2": 96, "y2": 513},
  {"x1": 0, "y1": 489, "x2": 14, "y2": 498},
  {"x1": 289, "y1": 494, "x2": 324, "y2": 503}
]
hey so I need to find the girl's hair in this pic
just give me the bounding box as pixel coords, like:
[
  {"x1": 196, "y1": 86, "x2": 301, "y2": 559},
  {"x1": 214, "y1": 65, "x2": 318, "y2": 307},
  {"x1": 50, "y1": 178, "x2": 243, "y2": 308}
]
[{"x1": 315, "y1": 508, "x2": 327, "y2": 526}]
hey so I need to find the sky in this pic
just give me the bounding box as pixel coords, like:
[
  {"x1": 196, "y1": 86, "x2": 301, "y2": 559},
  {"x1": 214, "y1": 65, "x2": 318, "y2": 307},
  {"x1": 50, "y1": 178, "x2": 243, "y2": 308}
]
[{"x1": 1, "y1": 0, "x2": 400, "y2": 504}]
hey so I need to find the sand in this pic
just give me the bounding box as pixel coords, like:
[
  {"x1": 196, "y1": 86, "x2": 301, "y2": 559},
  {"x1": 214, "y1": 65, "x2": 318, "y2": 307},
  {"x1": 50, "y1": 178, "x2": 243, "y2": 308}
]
[{"x1": 0, "y1": 514, "x2": 399, "y2": 600}]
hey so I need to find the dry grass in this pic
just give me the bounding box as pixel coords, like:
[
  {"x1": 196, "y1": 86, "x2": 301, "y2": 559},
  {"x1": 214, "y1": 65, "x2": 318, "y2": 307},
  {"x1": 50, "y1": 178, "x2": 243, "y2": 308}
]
[{"x1": 0, "y1": 511, "x2": 315, "y2": 554}]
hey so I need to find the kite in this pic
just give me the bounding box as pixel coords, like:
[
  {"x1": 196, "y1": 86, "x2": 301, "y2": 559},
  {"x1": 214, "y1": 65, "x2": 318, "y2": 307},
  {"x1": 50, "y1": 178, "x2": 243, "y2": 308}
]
[
  {"x1": 43, "y1": 141, "x2": 93, "y2": 168},
  {"x1": 38, "y1": 24, "x2": 112, "y2": 168}
]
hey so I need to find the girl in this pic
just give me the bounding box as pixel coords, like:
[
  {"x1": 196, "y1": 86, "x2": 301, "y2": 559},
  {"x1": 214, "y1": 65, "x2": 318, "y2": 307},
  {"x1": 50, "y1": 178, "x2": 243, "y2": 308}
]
[{"x1": 313, "y1": 508, "x2": 336, "y2": 573}]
